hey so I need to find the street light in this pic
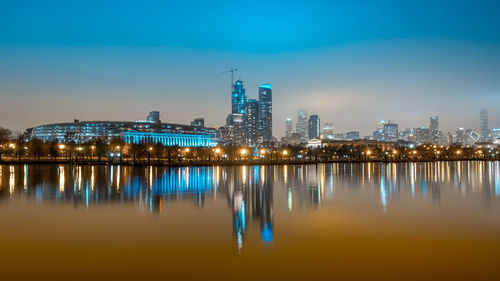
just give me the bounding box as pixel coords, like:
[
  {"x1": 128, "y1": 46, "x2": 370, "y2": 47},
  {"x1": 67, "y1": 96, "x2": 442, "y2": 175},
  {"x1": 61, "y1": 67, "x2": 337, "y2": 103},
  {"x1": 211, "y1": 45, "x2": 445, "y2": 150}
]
[{"x1": 240, "y1": 148, "x2": 247, "y2": 160}]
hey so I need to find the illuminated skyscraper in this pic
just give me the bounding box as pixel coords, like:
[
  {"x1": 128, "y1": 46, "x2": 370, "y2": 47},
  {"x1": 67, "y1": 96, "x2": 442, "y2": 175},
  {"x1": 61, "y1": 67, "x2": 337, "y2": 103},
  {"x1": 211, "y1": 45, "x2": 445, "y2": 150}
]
[
  {"x1": 147, "y1": 111, "x2": 160, "y2": 123},
  {"x1": 232, "y1": 80, "x2": 247, "y2": 114},
  {"x1": 383, "y1": 122, "x2": 398, "y2": 142},
  {"x1": 285, "y1": 118, "x2": 293, "y2": 137},
  {"x1": 308, "y1": 115, "x2": 320, "y2": 140},
  {"x1": 322, "y1": 122, "x2": 334, "y2": 139},
  {"x1": 258, "y1": 84, "x2": 272, "y2": 144},
  {"x1": 430, "y1": 116, "x2": 439, "y2": 143},
  {"x1": 480, "y1": 109, "x2": 490, "y2": 141},
  {"x1": 245, "y1": 99, "x2": 259, "y2": 146},
  {"x1": 296, "y1": 110, "x2": 308, "y2": 141}
]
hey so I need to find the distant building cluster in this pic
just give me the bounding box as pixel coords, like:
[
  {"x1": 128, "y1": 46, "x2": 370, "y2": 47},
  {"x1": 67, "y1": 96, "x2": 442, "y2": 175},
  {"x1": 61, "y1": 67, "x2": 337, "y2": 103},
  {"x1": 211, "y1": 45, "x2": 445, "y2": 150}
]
[
  {"x1": 281, "y1": 109, "x2": 499, "y2": 148},
  {"x1": 219, "y1": 79, "x2": 275, "y2": 146}
]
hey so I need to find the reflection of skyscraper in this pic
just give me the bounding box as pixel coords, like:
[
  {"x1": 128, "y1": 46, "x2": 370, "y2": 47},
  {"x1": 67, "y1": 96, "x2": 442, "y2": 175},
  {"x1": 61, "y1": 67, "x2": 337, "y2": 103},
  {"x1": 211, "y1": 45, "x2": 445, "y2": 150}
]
[
  {"x1": 232, "y1": 191, "x2": 247, "y2": 251},
  {"x1": 480, "y1": 109, "x2": 490, "y2": 141},
  {"x1": 296, "y1": 110, "x2": 308, "y2": 141},
  {"x1": 285, "y1": 118, "x2": 293, "y2": 138},
  {"x1": 258, "y1": 84, "x2": 273, "y2": 145},
  {"x1": 232, "y1": 80, "x2": 247, "y2": 114},
  {"x1": 308, "y1": 115, "x2": 320, "y2": 140}
]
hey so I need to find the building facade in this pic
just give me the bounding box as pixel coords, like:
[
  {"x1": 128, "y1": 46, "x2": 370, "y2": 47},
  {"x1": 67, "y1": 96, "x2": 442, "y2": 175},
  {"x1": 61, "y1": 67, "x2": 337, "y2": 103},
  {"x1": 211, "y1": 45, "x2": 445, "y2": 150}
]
[
  {"x1": 246, "y1": 99, "x2": 259, "y2": 146},
  {"x1": 28, "y1": 112, "x2": 219, "y2": 146},
  {"x1": 285, "y1": 118, "x2": 293, "y2": 138},
  {"x1": 480, "y1": 109, "x2": 490, "y2": 141},
  {"x1": 296, "y1": 110, "x2": 308, "y2": 141},
  {"x1": 232, "y1": 80, "x2": 247, "y2": 114},
  {"x1": 258, "y1": 84, "x2": 273, "y2": 145},
  {"x1": 430, "y1": 116, "x2": 439, "y2": 143},
  {"x1": 308, "y1": 115, "x2": 320, "y2": 140}
]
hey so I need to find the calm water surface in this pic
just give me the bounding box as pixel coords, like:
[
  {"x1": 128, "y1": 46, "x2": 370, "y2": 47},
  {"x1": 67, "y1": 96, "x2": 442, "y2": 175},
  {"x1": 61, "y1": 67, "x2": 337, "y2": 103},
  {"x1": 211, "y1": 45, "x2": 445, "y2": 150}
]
[{"x1": 1, "y1": 162, "x2": 500, "y2": 280}]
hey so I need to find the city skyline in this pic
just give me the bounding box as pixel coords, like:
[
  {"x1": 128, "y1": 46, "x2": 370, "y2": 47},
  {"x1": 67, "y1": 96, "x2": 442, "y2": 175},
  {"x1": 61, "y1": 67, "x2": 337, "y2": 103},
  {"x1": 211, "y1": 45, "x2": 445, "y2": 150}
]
[{"x1": 1, "y1": 1, "x2": 500, "y2": 137}]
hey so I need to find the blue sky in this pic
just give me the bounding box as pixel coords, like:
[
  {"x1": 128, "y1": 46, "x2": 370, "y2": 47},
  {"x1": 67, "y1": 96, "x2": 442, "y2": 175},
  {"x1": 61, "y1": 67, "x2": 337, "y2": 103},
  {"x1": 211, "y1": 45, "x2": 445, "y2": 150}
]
[{"x1": 1, "y1": 0, "x2": 499, "y2": 136}]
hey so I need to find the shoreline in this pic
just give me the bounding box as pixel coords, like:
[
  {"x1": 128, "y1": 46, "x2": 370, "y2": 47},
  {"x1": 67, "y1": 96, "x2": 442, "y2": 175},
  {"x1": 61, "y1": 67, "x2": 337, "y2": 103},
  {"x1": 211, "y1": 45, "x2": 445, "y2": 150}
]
[{"x1": 0, "y1": 158, "x2": 498, "y2": 167}]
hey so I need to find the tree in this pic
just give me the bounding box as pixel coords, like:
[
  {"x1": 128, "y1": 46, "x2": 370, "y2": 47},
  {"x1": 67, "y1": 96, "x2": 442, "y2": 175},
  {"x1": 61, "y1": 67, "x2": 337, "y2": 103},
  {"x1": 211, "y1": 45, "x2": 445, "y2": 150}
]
[
  {"x1": 0, "y1": 127, "x2": 12, "y2": 143},
  {"x1": 93, "y1": 138, "x2": 108, "y2": 161},
  {"x1": 49, "y1": 140, "x2": 59, "y2": 159},
  {"x1": 29, "y1": 138, "x2": 44, "y2": 160}
]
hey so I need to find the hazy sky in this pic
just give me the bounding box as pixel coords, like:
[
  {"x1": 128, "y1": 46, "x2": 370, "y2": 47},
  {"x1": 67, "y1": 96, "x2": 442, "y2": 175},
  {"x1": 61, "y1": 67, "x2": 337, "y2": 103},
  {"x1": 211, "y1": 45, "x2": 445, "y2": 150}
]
[{"x1": 1, "y1": 0, "x2": 499, "y2": 137}]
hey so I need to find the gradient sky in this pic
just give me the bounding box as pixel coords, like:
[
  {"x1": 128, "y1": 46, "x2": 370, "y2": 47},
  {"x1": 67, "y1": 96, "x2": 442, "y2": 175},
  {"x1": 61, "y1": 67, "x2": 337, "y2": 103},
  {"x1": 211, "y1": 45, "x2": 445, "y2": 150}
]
[{"x1": 1, "y1": 0, "x2": 499, "y2": 137}]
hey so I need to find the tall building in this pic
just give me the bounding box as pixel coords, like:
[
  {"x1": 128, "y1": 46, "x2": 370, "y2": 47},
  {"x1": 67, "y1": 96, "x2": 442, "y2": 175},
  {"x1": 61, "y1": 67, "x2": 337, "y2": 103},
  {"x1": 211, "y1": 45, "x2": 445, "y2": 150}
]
[
  {"x1": 232, "y1": 80, "x2": 247, "y2": 114},
  {"x1": 321, "y1": 122, "x2": 334, "y2": 139},
  {"x1": 430, "y1": 116, "x2": 439, "y2": 143},
  {"x1": 285, "y1": 118, "x2": 293, "y2": 138},
  {"x1": 224, "y1": 113, "x2": 246, "y2": 145},
  {"x1": 345, "y1": 131, "x2": 360, "y2": 140},
  {"x1": 383, "y1": 122, "x2": 398, "y2": 142},
  {"x1": 308, "y1": 115, "x2": 320, "y2": 140},
  {"x1": 296, "y1": 110, "x2": 308, "y2": 141},
  {"x1": 245, "y1": 99, "x2": 259, "y2": 146},
  {"x1": 373, "y1": 120, "x2": 387, "y2": 141},
  {"x1": 480, "y1": 109, "x2": 490, "y2": 141},
  {"x1": 258, "y1": 84, "x2": 273, "y2": 144},
  {"x1": 191, "y1": 118, "x2": 204, "y2": 127},
  {"x1": 415, "y1": 127, "x2": 430, "y2": 145},
  {"x1": 147, "y1": 111, "x2": 160, "y2": 123}
]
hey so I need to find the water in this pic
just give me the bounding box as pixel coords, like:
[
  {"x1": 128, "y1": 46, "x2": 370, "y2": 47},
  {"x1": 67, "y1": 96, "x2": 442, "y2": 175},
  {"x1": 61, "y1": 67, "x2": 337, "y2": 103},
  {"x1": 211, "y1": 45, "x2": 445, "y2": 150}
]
[{"x1": 1, "y1": 162, "x2": 500, "y2": 280}]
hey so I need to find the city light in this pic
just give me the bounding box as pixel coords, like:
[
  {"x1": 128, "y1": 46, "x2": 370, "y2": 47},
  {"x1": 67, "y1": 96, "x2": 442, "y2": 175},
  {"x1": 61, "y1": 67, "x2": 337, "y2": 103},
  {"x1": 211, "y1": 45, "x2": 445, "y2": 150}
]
[
  {"x1": 240, "y1": 149, "x2": 247, "y2": 156},
  {"x1": 58, "y1": 144, "x2": 65, "y2": 150}
]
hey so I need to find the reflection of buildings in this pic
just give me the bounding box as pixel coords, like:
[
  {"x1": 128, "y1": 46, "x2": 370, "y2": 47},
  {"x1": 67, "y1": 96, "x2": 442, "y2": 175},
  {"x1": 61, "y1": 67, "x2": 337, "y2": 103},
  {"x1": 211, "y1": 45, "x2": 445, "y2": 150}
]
[
  {"x1": 226, "y1": 165, "x2": 274, "y2": 251},
  {"x1": 2, "y1": 162, "x2": 500, "y2": 250}
]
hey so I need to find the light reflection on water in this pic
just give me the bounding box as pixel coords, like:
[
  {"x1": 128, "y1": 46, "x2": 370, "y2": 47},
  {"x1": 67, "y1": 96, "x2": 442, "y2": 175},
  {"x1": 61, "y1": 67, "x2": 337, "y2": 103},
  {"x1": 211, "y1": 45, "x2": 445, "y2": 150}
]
[{"x1": 1, "y1": 161, "x2": 500, "y2": 250}]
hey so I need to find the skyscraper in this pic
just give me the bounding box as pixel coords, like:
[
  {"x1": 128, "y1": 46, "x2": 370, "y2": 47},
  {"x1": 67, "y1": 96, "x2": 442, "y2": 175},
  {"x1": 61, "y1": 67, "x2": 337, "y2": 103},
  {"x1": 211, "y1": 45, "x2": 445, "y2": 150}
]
[
  {"x1": 245, "y1": 99, "x2": 259, "y2": 146},
  {"x1": 296, "y1": 110, "x2": 308, "y2": 141},
  {"x1": 258, "y1": 84, "x2": 272, "y2": 144},
  {"x1": 232, "y1": 80, "x2": 247, "y2": 114},
  {"x1": 322, "y1": 122, "x2": 334, "y2": 139},
  {"x1": 191, "y1": 118, "x2": 204, "y2": 127},
  {"x1": 430, "y1": 116, "x2": 439, "y2": 143},
  {"x1": 285, "y1": 118, "x2": 293, "y2": 138},
  {"x1": 480, "y1": 109, "x2": 490, "y2": 141},
  {"x1": 308, "y1": 115, "x2": 320, "y2": 140},
  {"x1": 147, "y1": 111, "x2": 160, "y2": 123},
  {"x1": 383, "y1": 122, "x2": 398, "y2": 142}
]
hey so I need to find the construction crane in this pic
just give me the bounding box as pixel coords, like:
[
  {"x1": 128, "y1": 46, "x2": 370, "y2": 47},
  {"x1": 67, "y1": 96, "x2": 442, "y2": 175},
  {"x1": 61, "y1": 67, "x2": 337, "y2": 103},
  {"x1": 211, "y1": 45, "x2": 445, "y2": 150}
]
[{"x1": 222, "y1": 68, "x2": 238, "y2": 91}]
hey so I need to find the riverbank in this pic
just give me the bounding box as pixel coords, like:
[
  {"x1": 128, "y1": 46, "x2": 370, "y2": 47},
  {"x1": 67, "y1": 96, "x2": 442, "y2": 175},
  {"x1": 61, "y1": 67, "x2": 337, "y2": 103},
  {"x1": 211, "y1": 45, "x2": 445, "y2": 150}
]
[{"x1": 1, "y1": 157, "x2": 498, "y2": 167}]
